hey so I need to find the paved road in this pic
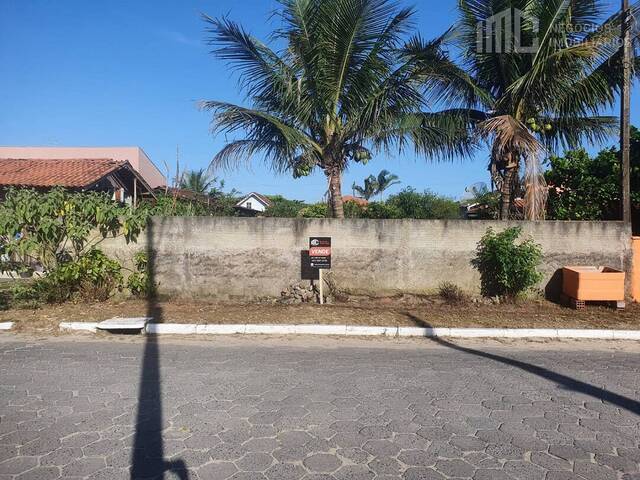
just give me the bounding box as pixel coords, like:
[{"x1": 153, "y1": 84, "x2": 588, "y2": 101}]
[{"x1": 0, "y1": 335, "x2": 639, "y2": 480}]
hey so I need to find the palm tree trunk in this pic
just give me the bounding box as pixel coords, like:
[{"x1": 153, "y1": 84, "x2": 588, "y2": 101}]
[
  {"x1": 500, "y1": 166, "x2": 517, "y2": 220},
  {"x1": 328, "y1": 172, "x2": 344, "y2": 218}
]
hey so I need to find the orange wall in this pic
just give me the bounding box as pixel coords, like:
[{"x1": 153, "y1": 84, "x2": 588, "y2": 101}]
[{"x1": 633, "y1": 237, "x2": 640, "y2": 302}]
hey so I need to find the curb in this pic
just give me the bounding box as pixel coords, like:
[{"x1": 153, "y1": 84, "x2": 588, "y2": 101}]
[
  {"x1": 59, "y1": 322, "x2": 98, "y2": 333},
  {"x1": 0, "y1": 322, "x2": 13, "y2": 331},
  {"x1": 52, "y1": 322, "x2": 640, "y2": 340}
]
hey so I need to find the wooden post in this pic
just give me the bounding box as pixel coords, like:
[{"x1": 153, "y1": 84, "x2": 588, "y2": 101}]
[
  {"x1": 133, "y1": 178, "x2": 138, "y2": 209},
  {"x1": 621, "y1": 0, "x2": 632, "y2": 224},
  {"x1": 319, "y1": 269, "x2": 324, "y2": 305}
]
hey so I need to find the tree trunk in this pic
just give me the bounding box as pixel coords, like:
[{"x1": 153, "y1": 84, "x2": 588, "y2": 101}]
[
  {"x1": 500, "y1": 165, "x2": 518, "y2": 220},
  {"x1": 328, "y1": 172, "x2": 344, "y2": 218}
]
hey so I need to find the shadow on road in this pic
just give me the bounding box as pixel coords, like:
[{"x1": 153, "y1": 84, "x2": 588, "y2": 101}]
[
  {"x1": 130, "y1": 218, "x2": 189, "y2": 480},
  {"x1": 406, "y1": 313, "x2": 640, "y2": 416}
]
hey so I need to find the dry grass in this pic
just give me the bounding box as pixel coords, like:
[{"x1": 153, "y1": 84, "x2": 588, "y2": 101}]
[{"x1": 1, "y1": 294, "x2": 639, "y2": 335}]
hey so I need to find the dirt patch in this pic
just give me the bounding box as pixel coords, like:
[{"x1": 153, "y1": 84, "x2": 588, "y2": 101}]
[{"x1": 1, "y1": 295, "x2": 639, "y2": 334}]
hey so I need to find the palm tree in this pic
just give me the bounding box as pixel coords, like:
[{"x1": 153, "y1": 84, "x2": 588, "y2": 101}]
[
  {"x1": 352, "y1": 175, "x2": 379, "y2": 200},
  {"x1": 375, "y1": 169, "x2": 401, "y2": 197},
  {"x1": 180, "y1": 169, "x2": 217, "y2": 194},
  {"x1": 201, "y1": 0, "x2": 475, "y2": 218},
  {"x1": 444, "y1": 0, "x2": 639, "y2": 219}
]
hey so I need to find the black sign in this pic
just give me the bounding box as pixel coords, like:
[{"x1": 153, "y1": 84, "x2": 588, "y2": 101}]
[{"x1": 309, "y1": 237, "x2": 331, "y2": 269}]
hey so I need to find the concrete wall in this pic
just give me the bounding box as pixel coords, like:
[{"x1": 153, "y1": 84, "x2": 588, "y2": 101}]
[{"x1": 102, "y1": 217, "x2": 632, "y2": 300}]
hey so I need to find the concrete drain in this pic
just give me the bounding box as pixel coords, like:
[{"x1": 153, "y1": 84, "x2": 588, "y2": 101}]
[{"x1": 96, "y1": 317, "x2": 151, "y2": 334}]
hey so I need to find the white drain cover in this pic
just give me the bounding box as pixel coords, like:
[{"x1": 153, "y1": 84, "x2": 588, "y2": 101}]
[{"x1": 96, "y1": 317, "x2": 151, "y2": 331}]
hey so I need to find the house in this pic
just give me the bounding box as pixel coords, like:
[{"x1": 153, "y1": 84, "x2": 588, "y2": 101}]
[
  {"x1": 342, "y1": 195, "x2": 369, "y2": 207},
  {"x1": 0, "y1": 158, "x2": 154, "y2": 205},
  {"x1": 235, "y1": 192, "x2": 272, "y2": 215},
  {"x1": 0, "y1": 146, "x2": 166, "y2": 188}
]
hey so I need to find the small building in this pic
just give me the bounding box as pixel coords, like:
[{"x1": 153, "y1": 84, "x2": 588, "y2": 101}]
[
  {"x1": 0, "y1": 158, "x2": 154, "y2": 205},
  {"x1": 343, "y1": 195, "x2": 369, "y2": 207},
  {"x1": 0, "y1": 146, "x2": 166, "y2": 188},
  {"x1": 235, "y1": 192, "x2": 272, "y2": 215}
]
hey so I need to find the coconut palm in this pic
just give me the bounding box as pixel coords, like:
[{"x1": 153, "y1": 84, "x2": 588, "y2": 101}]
[
  {"x1": 180, "y1": 169, "x2": 218, "y2": 194},
  {"x1": 375, "y1": 169, "x2": 401, "y2": 197},
  {"x1": 443, "y1": 0, "x2": 640, "y2": 219},
  {"x1": 201, "y1": 0, "x2": 476, "y2": 218},
  {"x1": 353, "y1": 169, "x2": 400, "y2": 199},
  {"x1": 352, "y1": 175, "x2": 379, "y2": 200}
]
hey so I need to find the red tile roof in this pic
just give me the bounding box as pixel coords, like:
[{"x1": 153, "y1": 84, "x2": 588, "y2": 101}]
[
  {"x1": 343, "y1": 195, "x2": 369, "y2": 206},
  {"x1": 0, "y1": 158, "x2": 126, "y2": 188}
]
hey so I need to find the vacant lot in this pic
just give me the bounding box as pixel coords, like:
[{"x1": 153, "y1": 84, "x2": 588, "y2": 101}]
[{"x1": 2, "y1": 294, "x2": 639, "y2": 334}]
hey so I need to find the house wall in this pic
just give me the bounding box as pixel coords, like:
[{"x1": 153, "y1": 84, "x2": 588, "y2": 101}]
[
  {"x1": 0, "y1": 146, "x2": 166, "y2": 188},
  {"x1": 102, "y1": 217, "x2": 633, "y2": 300},
  {"x1": 237, "y1": 195, "x2": 267, "y2": 212}
]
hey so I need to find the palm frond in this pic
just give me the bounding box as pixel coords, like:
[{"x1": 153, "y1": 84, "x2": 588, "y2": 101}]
[{"x1": 201, "y1": 101, "x2": 320, "y2": 172}]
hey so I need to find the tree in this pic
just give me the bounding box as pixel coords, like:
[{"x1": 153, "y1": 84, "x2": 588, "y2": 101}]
[
  {"x1": 202, "y1": 0, "x2": 474, "y2": 218},
  {"x1": 446, "y1": 0, "x2": 640, "y2": 219},
  {"x1": 263, "y1": 195, "x2": 307, "y2": 217},
  {"x1": 353, "y1": 170, "x2": 400, "y2": 199},
  {"x1": 386, "y1": 187, "x2": 460, "y2": 219},
  {"x1": 374, "y1": 169, "x2": 401, "y2": 197},
  {"x1": 352, "y1": 175, "x2": 379, "y2": 200},
  {"x1": 180, "y1": 168, "x2": 218, "y2": 195},
  {"x1": 463, "y1": 182, "x2": 501, "y2": 219},
  {"x1": 0, "y1": 188, "x2": 145, "y2": 273},
  {"x1": 545, "y1": 126, "x2": 640, "y2": 220}
]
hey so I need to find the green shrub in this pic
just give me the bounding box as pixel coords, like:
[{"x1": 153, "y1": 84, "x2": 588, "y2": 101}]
[
  {"x1": 343, "y1": 200, "x2": 367, "y2": 218},
  {"x1": 127, "y1": 251, "x2": 154, "y2": 298},
  {"x1": 472, "y1": 227, "x2": 543, "y2": 298},
  {"x1": 437, "y1": 282, "x2": 468, "y2": 305},
  {"x1": 386, "y1": 188, "x2": 459, "y2": 219},
  {"x1": 299, "y1": 203, "x2": 329, "y2": 218},
  {"x1": 263, "y1": 196, "x2": 307, "y2": 217},
  {"x1": 0, "y1": 187, "x2": 144, "y2": 274},
  {"x1": 361, "y1": 202, "x2": 401, "y2": 219},
  {"x1": 18, "y1": 249, "x2": 123, "y2": 303}
]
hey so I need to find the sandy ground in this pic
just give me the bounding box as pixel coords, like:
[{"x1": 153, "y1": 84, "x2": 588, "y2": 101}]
[
  {"x1": 3, "y1": 330, "x2": 640, "y2": 353},
  {"x1": 1, "y1": 295, "x2": 639, "y2": 335}
]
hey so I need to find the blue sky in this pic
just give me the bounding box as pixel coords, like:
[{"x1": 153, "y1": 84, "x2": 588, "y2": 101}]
[{"x1": 0, "y1": 0, "x2": 637, "y2": 202}]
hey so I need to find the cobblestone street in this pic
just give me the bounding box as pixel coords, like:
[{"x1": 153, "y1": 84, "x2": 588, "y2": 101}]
[{"x1": 0, "y1": 335, "x2": 639, "y2": 479}]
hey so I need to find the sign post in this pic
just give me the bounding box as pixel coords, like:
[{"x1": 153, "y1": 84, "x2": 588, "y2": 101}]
[{"x1": 309, "y1": 237, "x2": 331, "y2": 304}]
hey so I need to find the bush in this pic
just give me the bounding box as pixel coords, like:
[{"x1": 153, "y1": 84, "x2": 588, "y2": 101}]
[
  {"x1": 386, "y1": 188, "x2": 459, "y2": 219},
  {"x1": 138, "y1": 192, "x2": 239, "y2": 217},
  {"x1": 299, "y1": 203, "x2": 329, "y2": 218},
  {"x1": 17, "y1": 249, "x2": 123, "y2": 303},
  {"x1": 472, "y1": 227, "x2": 543, "y2": 298},
  {"x1": 437, "y1": 282, "x2": 468, "y2": 305},
  {"x1": 343, "y1": 200, "x2": 366, "y2": 218},
  {"x1": 361, "y1": 202, "x2": 402, "y2": 219},
  {"x1": 264, "y1": 196, "x2": 307, "y2": 217},
  {"x1": 0, "y1": 187, "x2": 144, "y2": 274},
  {"x1": 127, "y1": 251, "x2": 153, "y2": 298}
]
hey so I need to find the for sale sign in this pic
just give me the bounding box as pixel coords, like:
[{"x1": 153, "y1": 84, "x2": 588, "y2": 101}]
[{"x1": 309, "y1": 237, "x2": 331, "y2": 269}]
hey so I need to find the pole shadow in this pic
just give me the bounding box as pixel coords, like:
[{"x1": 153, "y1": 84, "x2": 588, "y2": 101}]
[
  {"x1": 405, "y1": 312, "x2": 640, "y2": 416},
  {"x1": 130, "y1": 218, "x2": 189, "y2": 479}
]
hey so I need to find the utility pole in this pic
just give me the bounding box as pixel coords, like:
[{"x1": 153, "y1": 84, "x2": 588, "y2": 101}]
[{"x1": 621, "y1": 0, "x2": 632, "y2": 224}]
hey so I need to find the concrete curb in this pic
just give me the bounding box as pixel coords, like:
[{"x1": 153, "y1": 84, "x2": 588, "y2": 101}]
[
  {"x1": 51, "y1": 322, "x2": 640, "y2": 340},
  {"x1": 59, "y1": 322, "x2": 98, "y2": 333},
  {"x1": 0, "y1": 322, "x2": 14, "y2": 330}
]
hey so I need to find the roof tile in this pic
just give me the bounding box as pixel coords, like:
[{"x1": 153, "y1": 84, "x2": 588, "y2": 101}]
[{"x1": 0, "y1": 158, "x2": 125, "y2": 188}]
